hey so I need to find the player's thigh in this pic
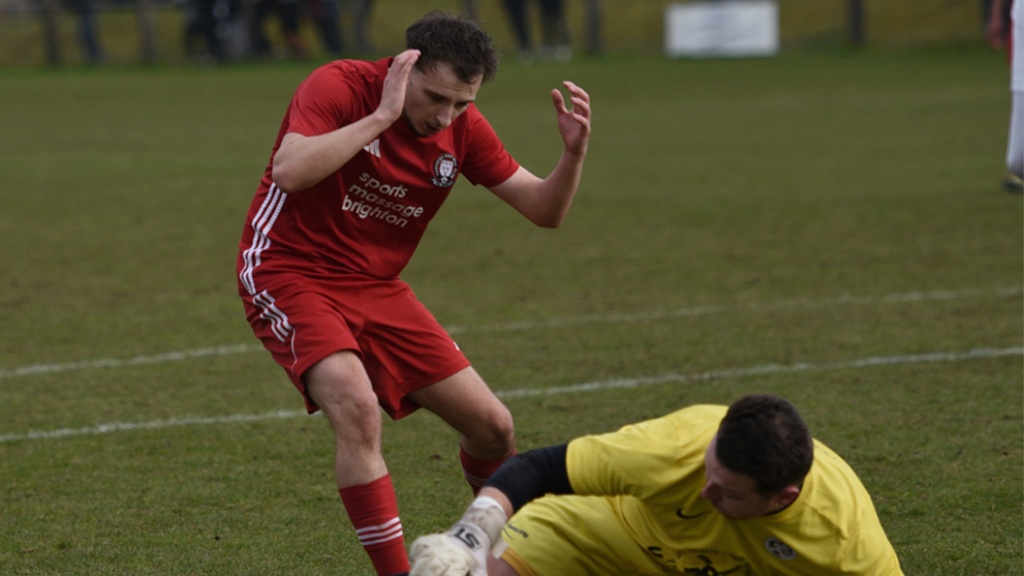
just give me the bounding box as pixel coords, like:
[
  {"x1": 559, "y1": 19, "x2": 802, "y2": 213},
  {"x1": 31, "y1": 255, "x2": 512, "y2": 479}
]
[
  {"x1": 497, "y1": 495, "x2": 663, "y2": 576},
  {"x1": 407, "y1": 366, "x2": 512, "y2": 444}
]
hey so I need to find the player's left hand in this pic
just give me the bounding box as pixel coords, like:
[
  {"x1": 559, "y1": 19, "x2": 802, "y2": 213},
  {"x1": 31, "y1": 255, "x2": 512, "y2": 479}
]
[{"x1": 551, "y1": 81, "x2": 591, "y2": 156}]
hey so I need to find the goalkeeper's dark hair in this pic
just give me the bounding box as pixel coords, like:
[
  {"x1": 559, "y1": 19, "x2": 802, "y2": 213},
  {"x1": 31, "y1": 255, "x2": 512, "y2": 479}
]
[
  {"x1": 715, "y1": 395, "x2": 814, "y2": 496},
  {"x1": 405, "y1": 11, "x2": 500, "y2": 83}
]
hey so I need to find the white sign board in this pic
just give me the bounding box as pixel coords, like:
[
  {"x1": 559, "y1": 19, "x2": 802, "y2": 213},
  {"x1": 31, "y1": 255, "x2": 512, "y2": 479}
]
[{"x1": 665, "y1": 1, "x2": 779, "y2": 57}]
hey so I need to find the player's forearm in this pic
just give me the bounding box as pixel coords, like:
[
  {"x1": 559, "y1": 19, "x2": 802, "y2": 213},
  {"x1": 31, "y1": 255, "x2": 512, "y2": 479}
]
[
  {"x1": 500, "y1": 150, "x2": 586, "y2": 228},
  {"x1": 271, "y1": 112, "x2": 394, "y2": 193},
  {"x1": 532, "y1": 149, "x2": 586, "y2": 227}
]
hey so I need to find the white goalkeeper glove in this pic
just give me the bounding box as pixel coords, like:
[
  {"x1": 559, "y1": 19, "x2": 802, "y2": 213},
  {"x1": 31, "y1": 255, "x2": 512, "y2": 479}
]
[{"x1": 409, "y1": 496, "x2": 508, "y2": 576}]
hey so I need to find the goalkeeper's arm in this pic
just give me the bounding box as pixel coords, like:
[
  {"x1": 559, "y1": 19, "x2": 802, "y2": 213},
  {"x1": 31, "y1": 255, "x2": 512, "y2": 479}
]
[
  {"x1": 479, "y1": 442, "x2": 574, "y2": 517},
  {"x1": 409, "y1": 444, "x2": 574, "y2": 576}
]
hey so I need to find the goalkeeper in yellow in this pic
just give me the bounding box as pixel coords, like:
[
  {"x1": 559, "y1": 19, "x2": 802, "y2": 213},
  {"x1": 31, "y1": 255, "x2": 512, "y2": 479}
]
[{"x1": 409, "y1": 394, "x2": 904, "y2": 575}]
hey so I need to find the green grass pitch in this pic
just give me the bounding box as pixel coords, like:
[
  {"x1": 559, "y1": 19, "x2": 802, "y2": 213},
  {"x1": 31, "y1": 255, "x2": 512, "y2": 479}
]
[{"x1": 0, "y1": 47, "x2": 1021, "y2": 574}]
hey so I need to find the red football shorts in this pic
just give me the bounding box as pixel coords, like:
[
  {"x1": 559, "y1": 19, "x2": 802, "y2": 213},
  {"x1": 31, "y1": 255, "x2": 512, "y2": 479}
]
[{"x1": 240, "y1": 273, "x2": 470, "y2": 419}]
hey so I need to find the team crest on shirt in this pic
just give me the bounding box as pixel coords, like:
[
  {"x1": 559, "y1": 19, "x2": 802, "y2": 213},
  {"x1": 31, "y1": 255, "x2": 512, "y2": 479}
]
[
  {"x1": 765, "y1": 537, "x2": 797, "y2": 560},
  {"x1": 431, "y1": 153, "x2": 459, "y2": 187}
]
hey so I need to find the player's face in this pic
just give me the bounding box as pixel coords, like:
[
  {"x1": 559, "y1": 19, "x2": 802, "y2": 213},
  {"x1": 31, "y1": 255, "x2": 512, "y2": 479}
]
[
  {"x1": 700, "y1": 437, "x2": 785, "y2": 520},
  {"x1": 403, "y1": 62, "x2": 482, "y2": 137}
]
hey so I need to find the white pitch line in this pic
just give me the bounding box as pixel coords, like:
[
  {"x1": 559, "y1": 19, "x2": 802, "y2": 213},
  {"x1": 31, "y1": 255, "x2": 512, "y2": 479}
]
[
  {"x1": 1, "y1": 286, "x2": 1020, "y2": 380},
  {"x1": 0, "y1": 410, "x2": 306, "y2": 443},
  {"x1": 446, "y1": 286, "x2": 1024, "y2": 334},
  {"x1": 0, "y1": 346, "x2": 1019, "y2": 444},
  {"x1": 496, "y1": 347, "x2": 1024, "y2": 397},
  {"x1": 0, "y1": 344, "x2": 261, "y2": 379}
]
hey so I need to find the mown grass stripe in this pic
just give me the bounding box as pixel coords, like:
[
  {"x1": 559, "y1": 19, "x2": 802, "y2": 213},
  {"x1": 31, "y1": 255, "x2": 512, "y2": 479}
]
[
  {"x1": 1, "y1": 286, "x2": 1019, "y2": 380},
  {"x1": 1, "y1": 346, "x2": 1018, "y2": 444}
]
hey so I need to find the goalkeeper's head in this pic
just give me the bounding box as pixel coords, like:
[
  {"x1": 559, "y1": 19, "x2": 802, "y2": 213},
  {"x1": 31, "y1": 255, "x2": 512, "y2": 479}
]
[{"x1": 701, "y1": 395, "x2": 814, "y2": 519}]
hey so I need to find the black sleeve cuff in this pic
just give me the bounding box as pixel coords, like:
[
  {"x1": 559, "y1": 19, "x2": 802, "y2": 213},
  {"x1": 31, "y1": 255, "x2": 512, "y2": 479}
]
[{"x1": 484, "y1": 443, "x2": 573, "y2": 512}]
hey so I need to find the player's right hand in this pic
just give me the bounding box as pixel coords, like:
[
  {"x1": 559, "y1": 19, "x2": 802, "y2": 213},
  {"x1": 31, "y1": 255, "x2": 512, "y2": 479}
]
[{"x1": 379, "y1": 49, "x2": 420, "y2": 124}]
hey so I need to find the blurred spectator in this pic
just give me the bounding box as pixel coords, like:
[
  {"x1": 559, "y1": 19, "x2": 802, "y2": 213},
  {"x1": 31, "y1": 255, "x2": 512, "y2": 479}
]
[
  {"x1": 502, "y1": 0, "x2": 531, "y2": 58},
  {"x1": 309, "y1": 0, "x2": 342, "y2": 55},
  {"x1": 182, "y1": 0, "x2": 204, "y2": 60},
  {"x1": 987, "y1": 0, "x2": 1014, "y2": 50},
  {"x1": 249, "y1": 0, "x2": 373, "y2": 60},
  {"x1": 65, "y1": 0, "x2": 103, "y2": 63},
  {"x1": 988, "y1": 0, "x2": 1023, "y2": 192},
  {"x1": 501, "y1": 0, "x2": 571, "y2": 61},
  {"x1": 331, "y1": 0, "x2": 372, "y2": 54},
  {"x1": 345, "y1": 0, "x2": 375, "y2": 55},
  {"x1": 251, "y1": 0, "x2": 309, "y2": 59},
  {"x1": 183, "y1": 0, "x2": 238, "y2": 63},
  {"x1": 1003, "y1": 0, "x2": 1023, "y2": 191}
]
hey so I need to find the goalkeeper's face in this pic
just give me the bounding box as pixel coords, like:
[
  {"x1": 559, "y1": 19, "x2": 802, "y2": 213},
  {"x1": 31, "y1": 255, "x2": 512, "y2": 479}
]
[{"x1": 699, "y1": 438, "x2": 790, "y2": 520}]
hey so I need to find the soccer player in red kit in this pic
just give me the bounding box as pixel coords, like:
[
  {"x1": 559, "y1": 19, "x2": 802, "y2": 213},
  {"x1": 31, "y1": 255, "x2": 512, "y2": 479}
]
[{"x1": 236, "y1": 11, "x2": 591, "y2": 576}]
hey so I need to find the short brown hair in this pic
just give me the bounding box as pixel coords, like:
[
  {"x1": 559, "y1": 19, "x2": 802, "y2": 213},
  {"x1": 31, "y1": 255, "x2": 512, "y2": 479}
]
[{"x1": 405, "y1": 11, "x2": 500, "y2": 83}]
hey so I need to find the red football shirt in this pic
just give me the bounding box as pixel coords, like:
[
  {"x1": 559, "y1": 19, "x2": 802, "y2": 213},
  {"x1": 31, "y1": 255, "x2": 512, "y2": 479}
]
[{"x1": 239, "y1": 58, "x2": 520, "y2": 288}]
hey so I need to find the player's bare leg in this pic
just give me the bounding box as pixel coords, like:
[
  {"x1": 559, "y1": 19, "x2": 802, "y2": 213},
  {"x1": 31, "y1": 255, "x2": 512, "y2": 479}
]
[
  {"x1": 408, "y1": 366, "x2": 516, "y2": 490},
  {"x1": 306, "y1": 351, "x2": 409, "y2": 576},
  {"x1": 306, "y1": 351, "x2": 388, "y2": 485}
]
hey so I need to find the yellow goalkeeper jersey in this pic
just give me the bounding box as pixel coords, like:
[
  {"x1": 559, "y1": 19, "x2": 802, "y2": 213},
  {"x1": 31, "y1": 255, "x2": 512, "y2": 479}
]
[{"x1": 565, "y1": 404, "x2": 904, "y2": 575}]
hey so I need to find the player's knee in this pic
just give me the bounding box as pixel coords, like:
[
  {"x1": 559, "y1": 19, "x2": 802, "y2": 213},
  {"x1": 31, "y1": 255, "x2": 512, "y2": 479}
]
[
  {"x1": 315, "y1": 384, "x2": 382, "y2": 445},
  {"x1": 475, "y1": 404, "x2": 516, "y2": 456},
  {"x1": 336, "y1": 410, "x2": 382, "y2": 452}
]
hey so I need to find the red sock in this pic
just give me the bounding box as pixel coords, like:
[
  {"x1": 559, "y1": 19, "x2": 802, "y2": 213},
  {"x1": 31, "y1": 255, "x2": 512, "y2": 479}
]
[
  {"x1": 338, "y1": 475, "x2": 409, "y2": 576},
  {"x1": 459, "y1": 447, "x2": 514, "y2": 496}
]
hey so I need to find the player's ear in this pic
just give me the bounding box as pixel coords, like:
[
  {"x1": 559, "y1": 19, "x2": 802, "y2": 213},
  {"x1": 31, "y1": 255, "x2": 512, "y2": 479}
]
[{"x1": 774, "y1": 485, "x2": 801, "y2": 509}]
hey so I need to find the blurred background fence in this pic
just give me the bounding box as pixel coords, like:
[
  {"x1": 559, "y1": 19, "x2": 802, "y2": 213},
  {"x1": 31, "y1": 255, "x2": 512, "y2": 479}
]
[{"x1": 0, "y1": 0, "x2": 1001, "y2": 67}]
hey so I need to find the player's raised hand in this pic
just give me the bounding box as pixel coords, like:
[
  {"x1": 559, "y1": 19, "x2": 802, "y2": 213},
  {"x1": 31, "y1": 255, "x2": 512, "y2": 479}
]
[
  {"x1": 551, "y1": 81, "x2": 591, "y2": 156},
  {"x1": 378, "y1": 49, "x2": 421, "y2": 125}
]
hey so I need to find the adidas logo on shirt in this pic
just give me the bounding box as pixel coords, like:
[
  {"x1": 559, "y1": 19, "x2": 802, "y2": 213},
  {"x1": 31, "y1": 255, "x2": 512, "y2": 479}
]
[{"x1": 363, "y1": 139, "x2": 381, "y2": 158}]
